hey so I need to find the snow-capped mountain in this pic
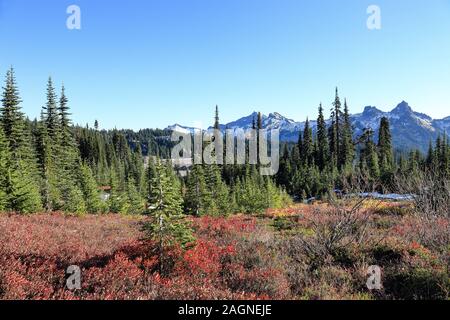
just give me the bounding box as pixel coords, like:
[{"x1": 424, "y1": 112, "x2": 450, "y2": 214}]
[
  {"x1": 166, "y1": 101, "x2": 449, "y2": 152},
  {"x1": 349, "y1": 101, "x2": 442, "y2": 152},
  {"x1": 433, "y1": 116, "x2": 450, "y2": 135},
  {"x1": 166, "y1": 124, "x2": 199, "y2": 134}
]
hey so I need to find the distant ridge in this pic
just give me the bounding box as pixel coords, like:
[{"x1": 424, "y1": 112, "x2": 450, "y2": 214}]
[{"x1": 166, "y1": 102, "x2": 450, "y2": 153}]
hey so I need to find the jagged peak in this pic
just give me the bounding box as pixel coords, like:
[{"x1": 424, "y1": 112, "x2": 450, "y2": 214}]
[
  {"x1": 362, "y1": 106, "x2": 383, "y2": 115},
  {"x1": 392, "y1": 101, "x2": 413, "y2": 113}
]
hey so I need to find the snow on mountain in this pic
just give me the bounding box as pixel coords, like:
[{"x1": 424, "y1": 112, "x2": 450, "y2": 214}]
[
  {"x1": 166, "y1": 101, "x2": 449, "y2": 152},
  {"x1": 166, "y1": 124, "x2": 198, "y2": 134},
  {"x1": 433, "y1": 116, "x2": 450, "y2": 134}
]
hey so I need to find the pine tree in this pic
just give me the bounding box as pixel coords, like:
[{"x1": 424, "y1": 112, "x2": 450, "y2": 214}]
[
  {"x1": 58, "y1": 85, "x2": 80, "y2": 169},
  {"x1": 203, "y1": 164, "x2": 220, "y2": 215},
  {"x1": 57, "y1": 85, "x2": 87, "y2": 213},
  {"x1": 257, "y1": 112, "x2": 263, "y2": 165},
  {"x1": 359, "y1": 128, "x2": 380, "y2": 183},
  {"x1": 145, "y1": 159, "x2": 194, "y2": 273},
  {"x1": 184, "y1": 164, "x2": 209, "y2": 216},
  {"x1": 407, "y1": 150, "x2": 421, "y2": 175},
  {"x1": 301, "y1": 118, "x2": 313, "y2": 166},
  {"x1": 4, "y1": 164, "x2": 42, "y2": 213},
  {"x1": 79, "y1": 163, "x2": 103, "y2": 213},
  {"x1": 0, "y1": 127, "x2": 9, "y2": 211},
  {"x1": 1, "y1": 68, "x2": 42, "y2": 213},
  {"x1": 212, "y1": 167, "x2": 230, "y2": 216},
  {"x1": 277, "y1": 144, "x2": 292, "y2": 190},
  {"x1": 316, "y1": 103, "x2": 329, "y2": 171},
  {"x1": 125, "y1": 177, "x2": 144, "y2": 214},
  {"x1": 59, "y1": 86, "x2": 71, "y2": 135},
  {"x1": 329, "y1": 88, "x2": 342, "y2": 168},
  {"x1": 214, "y1": 105, "x2": 220, "y2": 130},
  {"x1": 43, "y1": 77, "x2": 60, "y2": 141},
  {"x1": 107, "y1": 168, "x2": 127, "y2": 213},
  {"x1": 377, "y1": 117, "x2": 394, "y2": 187},
  {"x1": 35, "y1": 115, "x2": 54, "y2": 211},
  {"x1": 1, "y1": 67, "x2": 26, "y2": 155},
  {"x1": 237, "y1": 166, "x2": 267, "y2": 213},
  {"x1": 426, "y1": 140, "x2": 435, "y2": 169},
  {"x1": 340, "y1": 99, "x2": 354, "y2": 171}
]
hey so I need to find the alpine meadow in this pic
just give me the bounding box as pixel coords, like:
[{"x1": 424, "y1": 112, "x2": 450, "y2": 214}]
[{"x1": 0, "y1": 0, "x2": 449, "y2": 304}]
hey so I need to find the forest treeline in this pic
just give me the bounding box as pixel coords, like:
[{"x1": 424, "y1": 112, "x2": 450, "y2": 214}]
[
  {"x1": 276, "y1": 89, "x2": 450, "y2": 200},
  {"x1": 0, "y1": 68, "x2": 290, "y2": 216},
  {"x1": 0, "y1": 68, "x2": 449, "y2": 217}
]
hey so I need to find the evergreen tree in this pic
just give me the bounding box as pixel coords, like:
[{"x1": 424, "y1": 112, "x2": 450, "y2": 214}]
[
  {"x1": 184, "y1": 164, "x2": 209, "y2": 216},
  {"x1": 43, "y1": 77, "x2": 60, "y2": 141},
  {"x1": 316, "y1": 103, "x2": 329, "y2": 171},
  {"x1": 0, "y1": 127, "x2": 9, "y2": 211},
  {"x1": 237, "y1": 166, "x2": 267, "y2": 213},
  {"x1": 214, "y1": 105, "x2": 220, "y2": 130},
  {"x1": 277, "y1": 144, "x2": 292, "y2": 190},
  {"x1": 426, "y1": 140, "x2": 435, "y2": 169},
  {"x1": 329, "y1": 88, "x2": 342, "y2": 168},
  {"x1": 35, "y1": 78, "x2": 69, "y2": 210},
  {"x1": 145, "y1": 159, "x2": 194, "y2": 273},
  {"x1": 107, "y1": 168, "x2": 127, "y2": 213},
  {"x1": 57, "y1": 85, "x2": 86, "y2": 213},
  {"x1": 1, "y1": 68, "x2": 42, "y2": 213},
  {"x1": 212, "y1": 167, "x2": 230, "y2": 215},
  {"x1": 377, "y1": 117, "x2": 394, "y2": 187},
  {"x1": 340, "y1": 99, "x2": 354, "y2": 171},
  {"x1": 1, "y1": 67, "x2": 26, "y2": 155},
  {"x1": 256, "y1": 111, "x2": 263, "y2": 165},
  {"x1": 35, "y1": 115, "x2": 55, "y2": 211},
  {"x1": 203, "y1": 164, "x2": 228, "y2": 216},
  {"x1": 59, "y1": 85, "x2": 71, "y2": 135},
  {"x1": 359, "y1": 128, "x2": 380, "y2": 183},
  {"x1": 79, "y1": 163, "x2": 103, "y2": 213},
  {"x1": 301, "y1": 118, "x2": 313, "y2": 166},
  {"x1": 125, "y1": 177, "x2": 144, "y2": 214},
  {"x1": 130, "y1": 144, "x2": 145, "y2": 193},
  {"x1": 4, "y1": 162, "x2": 42, "y2": 213}
]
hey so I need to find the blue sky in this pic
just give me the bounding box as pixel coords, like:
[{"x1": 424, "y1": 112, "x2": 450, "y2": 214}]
[{"x1": 0, "y1": 0, "x2": 449, "y2": 130}]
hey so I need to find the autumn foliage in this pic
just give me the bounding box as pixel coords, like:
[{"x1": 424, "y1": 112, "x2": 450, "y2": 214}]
[{"x1": 0, "y1": 204, "x2": 448, "y2": 300}]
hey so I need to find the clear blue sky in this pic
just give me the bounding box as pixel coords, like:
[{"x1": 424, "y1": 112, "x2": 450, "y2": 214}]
[{"x1": 0, "y1": 0, "x2": 449, "y2": 130}]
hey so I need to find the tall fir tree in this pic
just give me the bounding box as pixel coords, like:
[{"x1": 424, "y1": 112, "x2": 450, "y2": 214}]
[
  {"x1": 79, "y1": 163, "x2": 103, "y2": 213},
  {"x1": 0, "y1": 127, "x2": 10, "y2": 211},
  {"x1": 377, "y1": 117, "x2": 394, "y2": 187},
  {"x1": 316, "y1": 103, "x2": 329, "y2": 171},
  {"x1": 214, "y1": 105, "x2": 220, "y2": 130},
  {"x1": 301, "y1": 118, "x2": 313, "y2": 166},
  {"x1": 125, "y1": 177, "x2": 144, "y2": 214},
  {"x1": 1, "y1": 67, "x2": 26, "y2": 155},
  {"x1": 1, "y1": 67, "x2": 42, "y2": 213},
  {"x1": 107, "y1": 167, "x2": 127, "y2": 213},
  {"x1": 329, "y1": 87, "x2": 342, "y2": 168},
  {"x1": 340, "y1": 99, "x2": 354, "y2": 171},
  {"x1": 35, "y1": 112, "x2": 53, "y2": 211},
  {"x1": 184, "y1": 164, "x2": 209, "y2": 216},
  {"x1": 359, "y1": 128, "x2": 380, "y2": 183},
  {"x1": 43, "y1": 77, "x2": 60, "y2": 141},
  {"x1": 57, "y1": 85, "x2": 86, "y2": 212}
]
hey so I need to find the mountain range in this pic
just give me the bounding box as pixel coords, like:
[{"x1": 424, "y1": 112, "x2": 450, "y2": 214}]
[{"x1": 167, "y1": 101, "x2": 450, "y2": 153}]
